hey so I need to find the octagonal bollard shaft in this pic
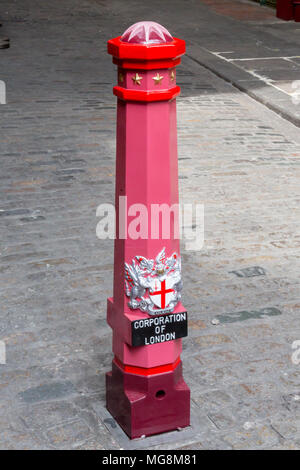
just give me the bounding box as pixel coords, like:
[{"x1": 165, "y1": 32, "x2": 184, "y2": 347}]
[{"x1": 105, "y1": 21, "x2": 190, "y2": 439}]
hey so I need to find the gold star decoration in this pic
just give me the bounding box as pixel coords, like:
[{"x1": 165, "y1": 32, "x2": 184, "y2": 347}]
[
  {"x1": 170, "y1": 70, "x2": 175, "y2": 82},
  {"x1": 152, "y1": 73, "x2": 164, "y2": 85},
  {"x1": 118, "y1": 72, "x2": 124, "y2": 83},
  {"x1": 132, "y1": 73, "x2": 143, "y2": 85}
]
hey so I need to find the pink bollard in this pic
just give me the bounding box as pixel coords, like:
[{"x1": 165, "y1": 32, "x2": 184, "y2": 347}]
[{"x1": 106, "y1": 21, "x2": 190, "y2": 439}]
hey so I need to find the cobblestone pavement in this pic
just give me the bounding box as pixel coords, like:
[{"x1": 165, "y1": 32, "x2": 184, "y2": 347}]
[
  {"x1": 185, "y1": 0, "x2": 300, "y2": 126},
  {"x1": 0, "y1": 0, "x2": 300, "y2": 450}
]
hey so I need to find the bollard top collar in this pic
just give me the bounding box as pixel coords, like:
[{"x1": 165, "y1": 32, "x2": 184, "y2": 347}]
[{"x1": 108, "y1": 21, "x2": 185, "y2": 61}]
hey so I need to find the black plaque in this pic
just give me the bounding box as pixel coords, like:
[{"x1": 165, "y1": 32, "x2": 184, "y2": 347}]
[{"x1": 131, "y1": 312, "x2": 188, "y2": 347}]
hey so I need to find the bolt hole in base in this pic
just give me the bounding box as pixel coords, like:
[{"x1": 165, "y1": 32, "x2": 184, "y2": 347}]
[{"x1": 155, "y1": 390, "x2": 166, "y2": 399}]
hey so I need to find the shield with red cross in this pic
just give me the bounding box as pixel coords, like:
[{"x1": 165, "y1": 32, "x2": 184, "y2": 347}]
[{"x1": 149, "y1": 277, "x2": 176, "y2": 309}]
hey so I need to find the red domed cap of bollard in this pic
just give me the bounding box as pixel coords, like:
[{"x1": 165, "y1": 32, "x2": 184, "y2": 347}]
[
  {"x1": 108, "y1": 21, "x2": 185, "y2": 102},
  {"x1": 121, "y1": 21, "x2": 173, "y2": 44},
  {"x1": 107, "y1": 21, "x2": 185, "y2": 62}
]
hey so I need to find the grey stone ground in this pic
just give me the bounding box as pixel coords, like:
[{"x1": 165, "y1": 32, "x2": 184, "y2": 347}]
[{"x1": 0, "y1": 0, "x2": 300, "y2": 450}]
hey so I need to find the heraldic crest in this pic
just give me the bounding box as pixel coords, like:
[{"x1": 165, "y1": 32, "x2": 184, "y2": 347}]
[{"x1": 124, "y1": 248, "x2": 183, "y2": 315}]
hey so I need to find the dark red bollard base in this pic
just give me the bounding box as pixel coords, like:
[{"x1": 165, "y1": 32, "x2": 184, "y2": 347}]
[
  {"x1": 106, "y1": 360, "x2": 190, "y2": 439},
  {"x1": 276, "y1": 0, "x2": 294, "y2": 21},
  {"x1": 294, "y1": 3, "x2": 300, "y2": 22}
]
